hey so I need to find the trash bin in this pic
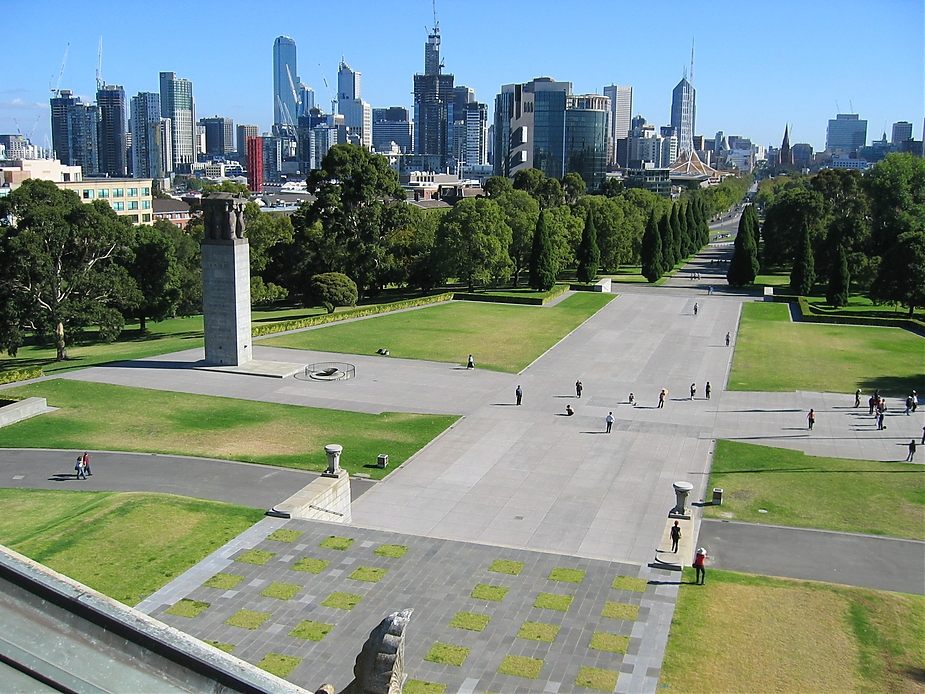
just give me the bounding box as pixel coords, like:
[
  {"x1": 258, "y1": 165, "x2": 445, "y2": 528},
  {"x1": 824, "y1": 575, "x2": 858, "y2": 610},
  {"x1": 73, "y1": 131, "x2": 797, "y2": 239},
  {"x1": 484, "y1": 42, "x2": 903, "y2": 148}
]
[
  {"x1": 377, "y1": 454, "x2": 389, "y2": 469},
  {"x1": 712, "y1": 488, "x2": 724, "y2": 505}
]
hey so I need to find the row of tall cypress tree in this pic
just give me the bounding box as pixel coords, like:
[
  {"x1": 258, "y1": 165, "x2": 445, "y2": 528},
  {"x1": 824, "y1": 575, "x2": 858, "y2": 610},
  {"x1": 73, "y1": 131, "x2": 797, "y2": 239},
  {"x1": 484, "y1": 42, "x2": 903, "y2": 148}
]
[{"x1": 640, "y1": 197, "x2": 712, "y2": 282}]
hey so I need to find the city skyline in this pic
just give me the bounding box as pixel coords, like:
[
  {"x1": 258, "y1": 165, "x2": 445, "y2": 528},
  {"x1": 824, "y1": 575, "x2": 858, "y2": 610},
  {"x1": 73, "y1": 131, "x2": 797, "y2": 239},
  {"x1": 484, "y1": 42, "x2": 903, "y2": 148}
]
[{"x1": 2, "y1": 0, "x2": 923, "y2": 153}]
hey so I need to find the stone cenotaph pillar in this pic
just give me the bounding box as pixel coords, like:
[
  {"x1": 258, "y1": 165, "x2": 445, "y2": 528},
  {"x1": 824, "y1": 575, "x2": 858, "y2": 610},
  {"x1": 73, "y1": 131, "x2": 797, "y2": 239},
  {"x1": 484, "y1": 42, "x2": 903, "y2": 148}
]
[{"x1": 200, "y1": 193, "x2": 252, "y2": 366}]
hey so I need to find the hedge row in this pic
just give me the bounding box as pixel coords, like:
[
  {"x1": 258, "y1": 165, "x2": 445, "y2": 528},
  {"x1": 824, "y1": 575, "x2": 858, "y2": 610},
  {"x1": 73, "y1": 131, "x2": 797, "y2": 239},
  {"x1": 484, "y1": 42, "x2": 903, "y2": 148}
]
[
  {"x1": 0, "y1": 367, "x2": 43, "y2": 385},
  {"x1": 251, "y1": 292, "x2": 454, "y2": 337},
  {"x1": 453, "y1": 283, "x2": 569, "y2": 306},
  {"x1": 768, "y1": 294, "x2": 925, "y2": 336}
]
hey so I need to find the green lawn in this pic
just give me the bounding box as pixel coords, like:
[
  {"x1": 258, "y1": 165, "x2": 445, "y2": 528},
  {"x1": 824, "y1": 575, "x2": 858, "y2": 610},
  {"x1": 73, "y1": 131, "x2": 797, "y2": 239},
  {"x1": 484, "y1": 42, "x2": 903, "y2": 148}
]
[
  {"x1": 660, "y1": 569, "x2": 925, "y2": 694},
  {"x1": 754, "y1": 271, "x2": 791, "y2": 287},
  {"x1": 0, "y1": 489, "x2": 262, "y2": 605},
  {"x1": 729, "y1": 302, "x2": 924, "y2": 394},
  {"x1": 0, "y1": 379, "x2": 455, "y2": 479},
  {"x1": 0, "y1": 307, "x2": 328, "y2": 377},
  {"x1": 261, "y1": 293, "x2": 614, "y2": 372},
  {"x1": 804, "y1": 295, "x2": 925, "y2": 321},
  {"x1": 705, "y1": 441, "x2": 925, "y2": 539}
]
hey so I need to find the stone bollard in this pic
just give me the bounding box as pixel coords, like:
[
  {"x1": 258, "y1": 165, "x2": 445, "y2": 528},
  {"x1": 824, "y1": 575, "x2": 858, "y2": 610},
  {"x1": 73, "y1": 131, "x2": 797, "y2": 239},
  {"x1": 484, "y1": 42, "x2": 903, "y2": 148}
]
[
  {"x1": 670, "y1": 481, "x2": 693, "y2": 519},
  {"x1": 323, "y1": 444, "x2": 344, "y2": 477}
]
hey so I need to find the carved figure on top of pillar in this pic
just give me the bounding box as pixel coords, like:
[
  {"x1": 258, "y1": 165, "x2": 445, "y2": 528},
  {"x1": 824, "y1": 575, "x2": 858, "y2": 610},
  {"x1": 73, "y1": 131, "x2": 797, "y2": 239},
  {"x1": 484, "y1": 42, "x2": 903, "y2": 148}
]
[{"x1": 202, "y1": 193, "x2": 248, "y2": 241}]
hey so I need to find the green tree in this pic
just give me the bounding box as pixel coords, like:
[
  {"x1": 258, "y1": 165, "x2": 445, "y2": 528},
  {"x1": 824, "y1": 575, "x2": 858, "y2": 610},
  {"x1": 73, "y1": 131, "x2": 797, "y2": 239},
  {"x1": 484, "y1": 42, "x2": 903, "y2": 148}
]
[
  {"x1": 669, "y1": 203, "x2": 683, "y2": 263},
  {"x1": 310, "y1": 272, "x2": 358, "y2": 313},
  {"x1": 536, "y1": 177, "x2": 565, "y2": 209},
  {"x1": 0, "y1": 179, "x2": 133, "y2": 359},
  {"x1": 152, "y1": 220, "x2": 201, "y2": 315},
  {"x1": 790, "y1": 221, "x2": 816, "y2": 295},
  {"x1": 684, "y1": 202, "x2": 698, "y2": 254},
  {"x1": 124, "y1": 225, "x2": 181, "y2": 332},
  {"x1": 659, "y1": 211, "x2": 675, "y2": 269},
  {"x1": 727, "y1": 205, "x2": 759, "y2": 287},
  {"x1": 826, "y1": 244, "x2": 850, "y2": 307},
  {"x1": 591, "y1": 196, "x2": 627, "y2": 271},
  {"x1": 870, "y1": 229, "x2": 925, "y2": 316},
  {"x1": 380, "y1": 205, "x2": 443, "y2": 291},
  {"x1": 202, "y1": 180, "x2": 250, "y2": 196},
  {"x1": 864, "y1": 153, "x2": 925, "y2": 255},
  {"x1": 599, "y1": 177, "x2": 624, "y2": 197},
  {"x1": 761, "y1": 185, "x2": 825, "y2": 268},
  {"x1": 641, "y1": 209, "x2": 664, "y2": 282},
  {"x1": 482, "y1": 176, "x2": 514, "y2": 198},
  {"x1": 576, "y1": 206, "x2": 600, "y2": 283},
  {"x1": 512, "y1": 168, "x2": 546, "y2": 197},
  {"x1": 528, "y1": 209, "x2": 557, "y2": 290},
  {"x1": 562, "y1": 172, "x2": 586, "y2": 206},
  {"x1": 245, "y1": 203, "x2": 293, "y2": 306},
  {"x1": 544, "y1": 204, "x2": 582, "y2": 270},
  {"x1": 496, "y1": 190, "x2": 540, "y2": 287},
  {"x1": 434, "y1": 198, "x2": 512, "y2": 290}
]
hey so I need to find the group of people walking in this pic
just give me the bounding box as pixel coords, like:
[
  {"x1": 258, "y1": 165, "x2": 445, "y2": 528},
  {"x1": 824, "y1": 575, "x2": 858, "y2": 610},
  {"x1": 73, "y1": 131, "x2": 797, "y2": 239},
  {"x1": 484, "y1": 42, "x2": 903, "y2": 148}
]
[{"x1": 73, "y1": 452, "x2": 92, "y2": 479}]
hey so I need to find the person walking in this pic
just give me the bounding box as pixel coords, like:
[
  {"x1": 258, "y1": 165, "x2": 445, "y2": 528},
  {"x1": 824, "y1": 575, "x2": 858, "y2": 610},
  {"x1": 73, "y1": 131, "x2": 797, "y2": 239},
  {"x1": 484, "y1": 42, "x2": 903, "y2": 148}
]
[
  {"x1": 868, "y1": 395, "x2": 876, "y2": 416},
  {"x1": 877, "y1": 410, "x2": 885, "y2": 431},
  {"x1": 921, "y1": 426, "x2": 924, "y2": 445},
  {"x1": 628, "y1": 392, "x2": 636, "y2": 406},
  {"x1": 725, "y1": 332, "x2": 731, "y2": 347},
  {"x1": 912, "y1": 391, "x2": 918, "y2": 413},
  {"x1": 605, "y1": 412, "x2": 614, "y2": 433},
  {"x1": 807, "y1": 409, "x2": 815, "y2": 430},
  {"x1": 854, "y1": 389, "x2": 861, "y2": 408},
  {"x1": 693, "y1": 302, "x2": 699, "y2": 316},
  {"x1": 74, "y1": 455, "x2": 86, "y2": 480},
  {"x1": 565, "y1": 404, "x2": 574, "y2": 416},
  {"x1": 670, "y1": 521, "x2": 681, "y2": 553},
  {"x1": 575, "y1": 380, "x2": 583, "y2": 398},
  {"x1": 690, "y1": 383, "x2": 697, "y2": 400},
  {"x1": 82, "y1": 451, "x2": 92, "y2": 476},
  {"x1": 466, "y1": 354, "x2": 475, "y2": 369},
  {"x1": 515, "y1": 385, "x2": 523, "y2": 406},
  {"x1": 906, "y1": 440, "x2": 917, "y2": 462},
  {"x1": 693, "y1": 548, "x2": 707, "y2": 585},
  {"x1": 705, "y1": 382, "x2": 712, "y2": 399},
  {"x1": 658, "y1": 389, "x2": 666, "y2": 409}
]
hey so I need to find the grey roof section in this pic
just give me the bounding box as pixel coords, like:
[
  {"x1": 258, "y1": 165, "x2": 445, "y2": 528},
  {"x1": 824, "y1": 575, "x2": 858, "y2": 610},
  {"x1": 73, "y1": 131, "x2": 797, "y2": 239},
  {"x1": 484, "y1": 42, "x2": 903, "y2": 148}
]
[
  {"x1": 153, "y1": 198, "x2": 192, "y2": 213},
  {"x1": 0, "y1": 545, "x2": 308, "y2": 693}
]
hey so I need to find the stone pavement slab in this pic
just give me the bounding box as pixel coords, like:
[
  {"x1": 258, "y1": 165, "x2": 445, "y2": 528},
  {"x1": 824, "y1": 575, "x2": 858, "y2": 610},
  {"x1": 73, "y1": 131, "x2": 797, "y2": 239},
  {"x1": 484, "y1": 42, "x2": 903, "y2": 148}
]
[{"x1": 145, "y1": 518, "x2": 679, "y2": 694}]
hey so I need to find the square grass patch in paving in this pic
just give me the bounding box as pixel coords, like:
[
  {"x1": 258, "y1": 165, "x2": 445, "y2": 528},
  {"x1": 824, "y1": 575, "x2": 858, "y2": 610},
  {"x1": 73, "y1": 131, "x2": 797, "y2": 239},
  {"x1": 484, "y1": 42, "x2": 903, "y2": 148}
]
[
  {"x1": 225, "y1": 609, "x2": 270, "y2": 630},
  {"x1": 235, "y1": 549, "x2": 275, "y2": 565},
  {"x1": 450, "y1": 611, "x2": 491, "y2": 632},
  {"x1": 257, "y1": 653, "x2": 301, "y2": 679},
  {"x1": 470, "y1": 583, "x2": 509, "y2": 601},
  {"x1": 202, "y1": 573, "x2": 243, "y2": 590},
  {"x1": 590, "y1": 631, "x2": 630, "y2": 654},
  {"x1": 498, "y1": 654, "x2": 544, "y2": 679},
  {"x1": 266, "y1": 529, "x2": 303, "y2": 543},
  {"x1": 321, "y1": 591, "x2": 363, "y2": 610},
  {"x1": 320, "y1": 535, "x2": 354, "y2": 551},
  {"x1": 165, "y1": 598, "x2": 209, "y2": 618},
  {"x1": 374, "y1": 543, "x2": 407, "y2": 558},
  {"x1": 576, "y1": 666, "x2": 619, "y2": 691},
  {"x1": 405, "y1": 680, "x2": 447, "y2": 694},
  {"x1": 261, "y1": 581, "x2": 301, "y2": 600},
  {"x1": 292, "y1": 557, "x2": 329, "y2": 574},
  {"x1": 203, "y1": 640, "x2": 235, "y2": 654},
  {"x1": 0, "y1": 379, "x2": 455, "y2": 481},
  {"x1": 534, "y1": 592, "x2": 573, "y2": 611},
  {"x1": 548, "y1": 567, "x2": 586, "y2": 583},
  {"x1": 612, "y1": 575, "x2": 647, "y2": 592},
  {"x1": 349, "y1": 566, "x2": 388, "y2": 583},
  {"x1": 424, "y1": 642, "x2": 470, "y2": 667},
  {"x1": 705, "y1": 440, "x2": 925, "y2": 540},
  {"x1": 517, "y1": 621, "x2": 560, "y2": 642},
  {"x1": 290, "y1": 619, "x2": 334, "y2": 642},
  {"x1": 489, "y1": 559, "x2": 523, "y2": 575},
  {"x1": 602, "y1": 601, "x2": 640, "y2": 621}
]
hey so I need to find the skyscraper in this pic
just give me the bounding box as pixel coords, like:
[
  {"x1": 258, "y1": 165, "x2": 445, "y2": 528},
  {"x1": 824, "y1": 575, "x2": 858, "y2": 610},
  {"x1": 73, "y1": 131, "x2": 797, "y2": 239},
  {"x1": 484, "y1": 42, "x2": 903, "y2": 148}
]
[
  {"x1": 670, "y1": 76, "x2": 696, "y2": 155},
  {"x1": 130, "y1": 92, "x2": 168, "y2": 180},
  {"x1": 67, "y1": 102, "x2": 100, "y2": 175},
  {"x1": 236, "y1": 124, "x2": 259, "y2": 163},
  {"x1": 159, "y1": 72, "x2": 195, "y2": 171},
  {"x1": 891, "y1": 121, "x2": 913, "y2": 145},
  {"x1": 50, "y1": 89, "x2": 78, "y2": 164},
  {"x1": 826, "y1": 114, "x2": 867, "y2": 157},
  {"x1": 413, "y1": 20, "x2": 455, "y2": 170},
  {"x1": 603, "y1": 84, "x2": 632, "y2": 165},
  {"x1": 464, "y1": 102, "x2": 488, "y2": 166},
  {"x1": 200, "y1": 116, "x2": 235, "y2": 155},
  {"x1": 273, "y1": 36, "x2": 299, "y2": 132},
  {"x1": 246, "y1": 136, "x2": 264, "y2": 192},
  {"x1": 97, "y1": 84, "x2": 127, "y2": 177},
  {"x1": 372, "y1": 107, "x2": 413, "y2": 153},
  {"x1": 337, "y1": 60, "x2": 372, "y2": 150}
]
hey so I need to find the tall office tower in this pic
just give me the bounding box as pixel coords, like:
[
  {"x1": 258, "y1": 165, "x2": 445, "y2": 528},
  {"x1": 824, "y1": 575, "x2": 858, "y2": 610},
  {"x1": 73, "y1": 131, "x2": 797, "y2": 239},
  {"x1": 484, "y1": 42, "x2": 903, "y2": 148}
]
[
  {"x1": 273, "y1": 36, "x2": 299, "y2": 132},
  {"x1": 372, "y1": 107, "x2": 413, "y2": 152},
  {"x1": 670, "y1": 76, "x2": 696, "y2": 155},
  {"x1": 826, "y1": 114, "x2": 867, "y2": 157},
  {"x1": 298, "y1": 84, "x2": 315, "y2": 117},
  {"x1": 50, "y1": 89, "x2": 78, "y2": 163},
  {"x1": 449, "y1": 85, "x2": 476, "y2": 166},
  {"x1": 246, "y1": 136, "x2": 264, "y2": 191},
  {"x1": 236, "y1": 124, "x2": 259, "y2": 164},
  {"x1": 97, "y1": 84, "x2": 127, "y2": 176},
  {"x1": 159, "y1": 72, "x2": 195, "y2": 171},
  {"x1": 778, "y1": 125, "x2": 793, "y2": 167},
  {"x1": 493, "y1": 78, "x2": 609, "y2": 189},
  {"x1": 464, "y1": 102, "x2": 489, "y2": 166},
  {"x1": 603, "y1": 84, "x2": 632, "y2": 165},
  {"x1": 158, "y1": 119, "x2": 173, "y2": 177},
  {"x1": 130, "y1": 92, "x2": 164, "y2": 179},
  {"x1": 200, "y1": 116, "x2": 235, "y2": 155},
  {"x1": 413, "y1": 20, "x2": 455, "y2": 169},
  {"x1": 891, "y1": 121, "x2": 913, "y2": 145},
  {"x1": 67, "y1": 102, "x2": 100, "y2": 175},
  {"x1": 337, "y1": 60, "x2": 372, "y2": 149}
]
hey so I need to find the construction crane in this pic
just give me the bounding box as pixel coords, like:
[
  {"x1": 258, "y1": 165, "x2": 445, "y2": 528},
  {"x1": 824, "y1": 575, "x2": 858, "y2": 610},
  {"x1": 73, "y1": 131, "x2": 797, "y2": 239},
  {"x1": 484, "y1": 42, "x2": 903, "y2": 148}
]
[
  {"x1": 49, "y1": 43, "x2": 70, "y2": 97},
  {"x1": 95, "y1": 36, "x2": 103, "y2": 90},
  {"x1": 286, "y1": 64, "x2": 302, "y2": 118}
]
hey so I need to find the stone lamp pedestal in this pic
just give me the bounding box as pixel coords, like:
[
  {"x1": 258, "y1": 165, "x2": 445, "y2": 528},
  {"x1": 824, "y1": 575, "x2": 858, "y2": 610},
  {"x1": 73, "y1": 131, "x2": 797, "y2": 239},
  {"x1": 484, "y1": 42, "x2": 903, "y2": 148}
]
[
  {"x1": 323, "y1": 444, "x2": 345, "y2": 478},
  {"x1": 670, "y1": 481, "x2": 693, "y2": 519}
]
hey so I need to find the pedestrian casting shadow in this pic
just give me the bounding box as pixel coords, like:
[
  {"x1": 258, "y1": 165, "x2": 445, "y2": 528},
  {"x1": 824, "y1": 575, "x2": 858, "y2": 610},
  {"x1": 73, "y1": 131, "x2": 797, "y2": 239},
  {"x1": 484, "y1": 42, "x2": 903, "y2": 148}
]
[
  {"x1": 554, "y1": 395, "x2": 575, "y2": 398},
  {"x1": 646, "y1": 579, "x2": 687, "y2": 586},
  {"x1": 48, "y1": 472, "x2": 82, "y2": 481},
  {"x1": 781, "y1": 427, "x2": 810, "y2": 431},
  {"x1": 581, "y1": 431, "x2": 608, "y2": 435},
  {"x1": 491, "y1": 403, "x2": 518, "y2": 406},
  {"x1": 555, "y1": 413, "x2": 575, "y2": 417},
  {"x1": 717, "y1": 408, "x2": 802, "y2": 413}
]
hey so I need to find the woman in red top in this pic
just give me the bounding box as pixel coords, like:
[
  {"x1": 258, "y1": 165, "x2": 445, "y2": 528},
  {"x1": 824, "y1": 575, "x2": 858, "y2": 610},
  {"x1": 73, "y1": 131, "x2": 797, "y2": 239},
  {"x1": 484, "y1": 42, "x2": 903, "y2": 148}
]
[{"x1": 693, "y1": 548, "x2": 707, "y2": 585}]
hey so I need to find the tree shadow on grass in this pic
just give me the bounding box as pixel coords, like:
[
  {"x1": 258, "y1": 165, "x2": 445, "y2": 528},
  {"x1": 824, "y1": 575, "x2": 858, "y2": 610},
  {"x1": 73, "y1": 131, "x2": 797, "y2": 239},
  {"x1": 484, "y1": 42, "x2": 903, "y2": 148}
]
[
  {"x1": 858, "y1": 376, "x2": 924, "y2": 398},
  {"x1": 717, "y1": 467, "x2": 920, "y2": 474}
]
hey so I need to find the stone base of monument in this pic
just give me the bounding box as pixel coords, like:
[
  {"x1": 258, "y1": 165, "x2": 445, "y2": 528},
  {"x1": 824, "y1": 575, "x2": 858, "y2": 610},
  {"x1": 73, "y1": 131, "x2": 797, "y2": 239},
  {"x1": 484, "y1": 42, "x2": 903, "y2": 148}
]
[
  {"x1": 267, "y1": 472, "x2": 352, "y2": 523},
  {"x1": 649, "y1": 515, "x2": 694, "y2": 572},
  {"x1": 194, "y1": 359, "x2": 304, "y2": 379}
]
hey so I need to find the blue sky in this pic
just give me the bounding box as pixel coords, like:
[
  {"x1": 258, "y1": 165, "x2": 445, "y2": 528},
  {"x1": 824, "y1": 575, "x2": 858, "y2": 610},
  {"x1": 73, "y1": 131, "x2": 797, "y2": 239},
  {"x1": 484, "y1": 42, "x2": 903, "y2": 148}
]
[{"x1": 3, "y1": 0, "x2": 923, "y2": 152}]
